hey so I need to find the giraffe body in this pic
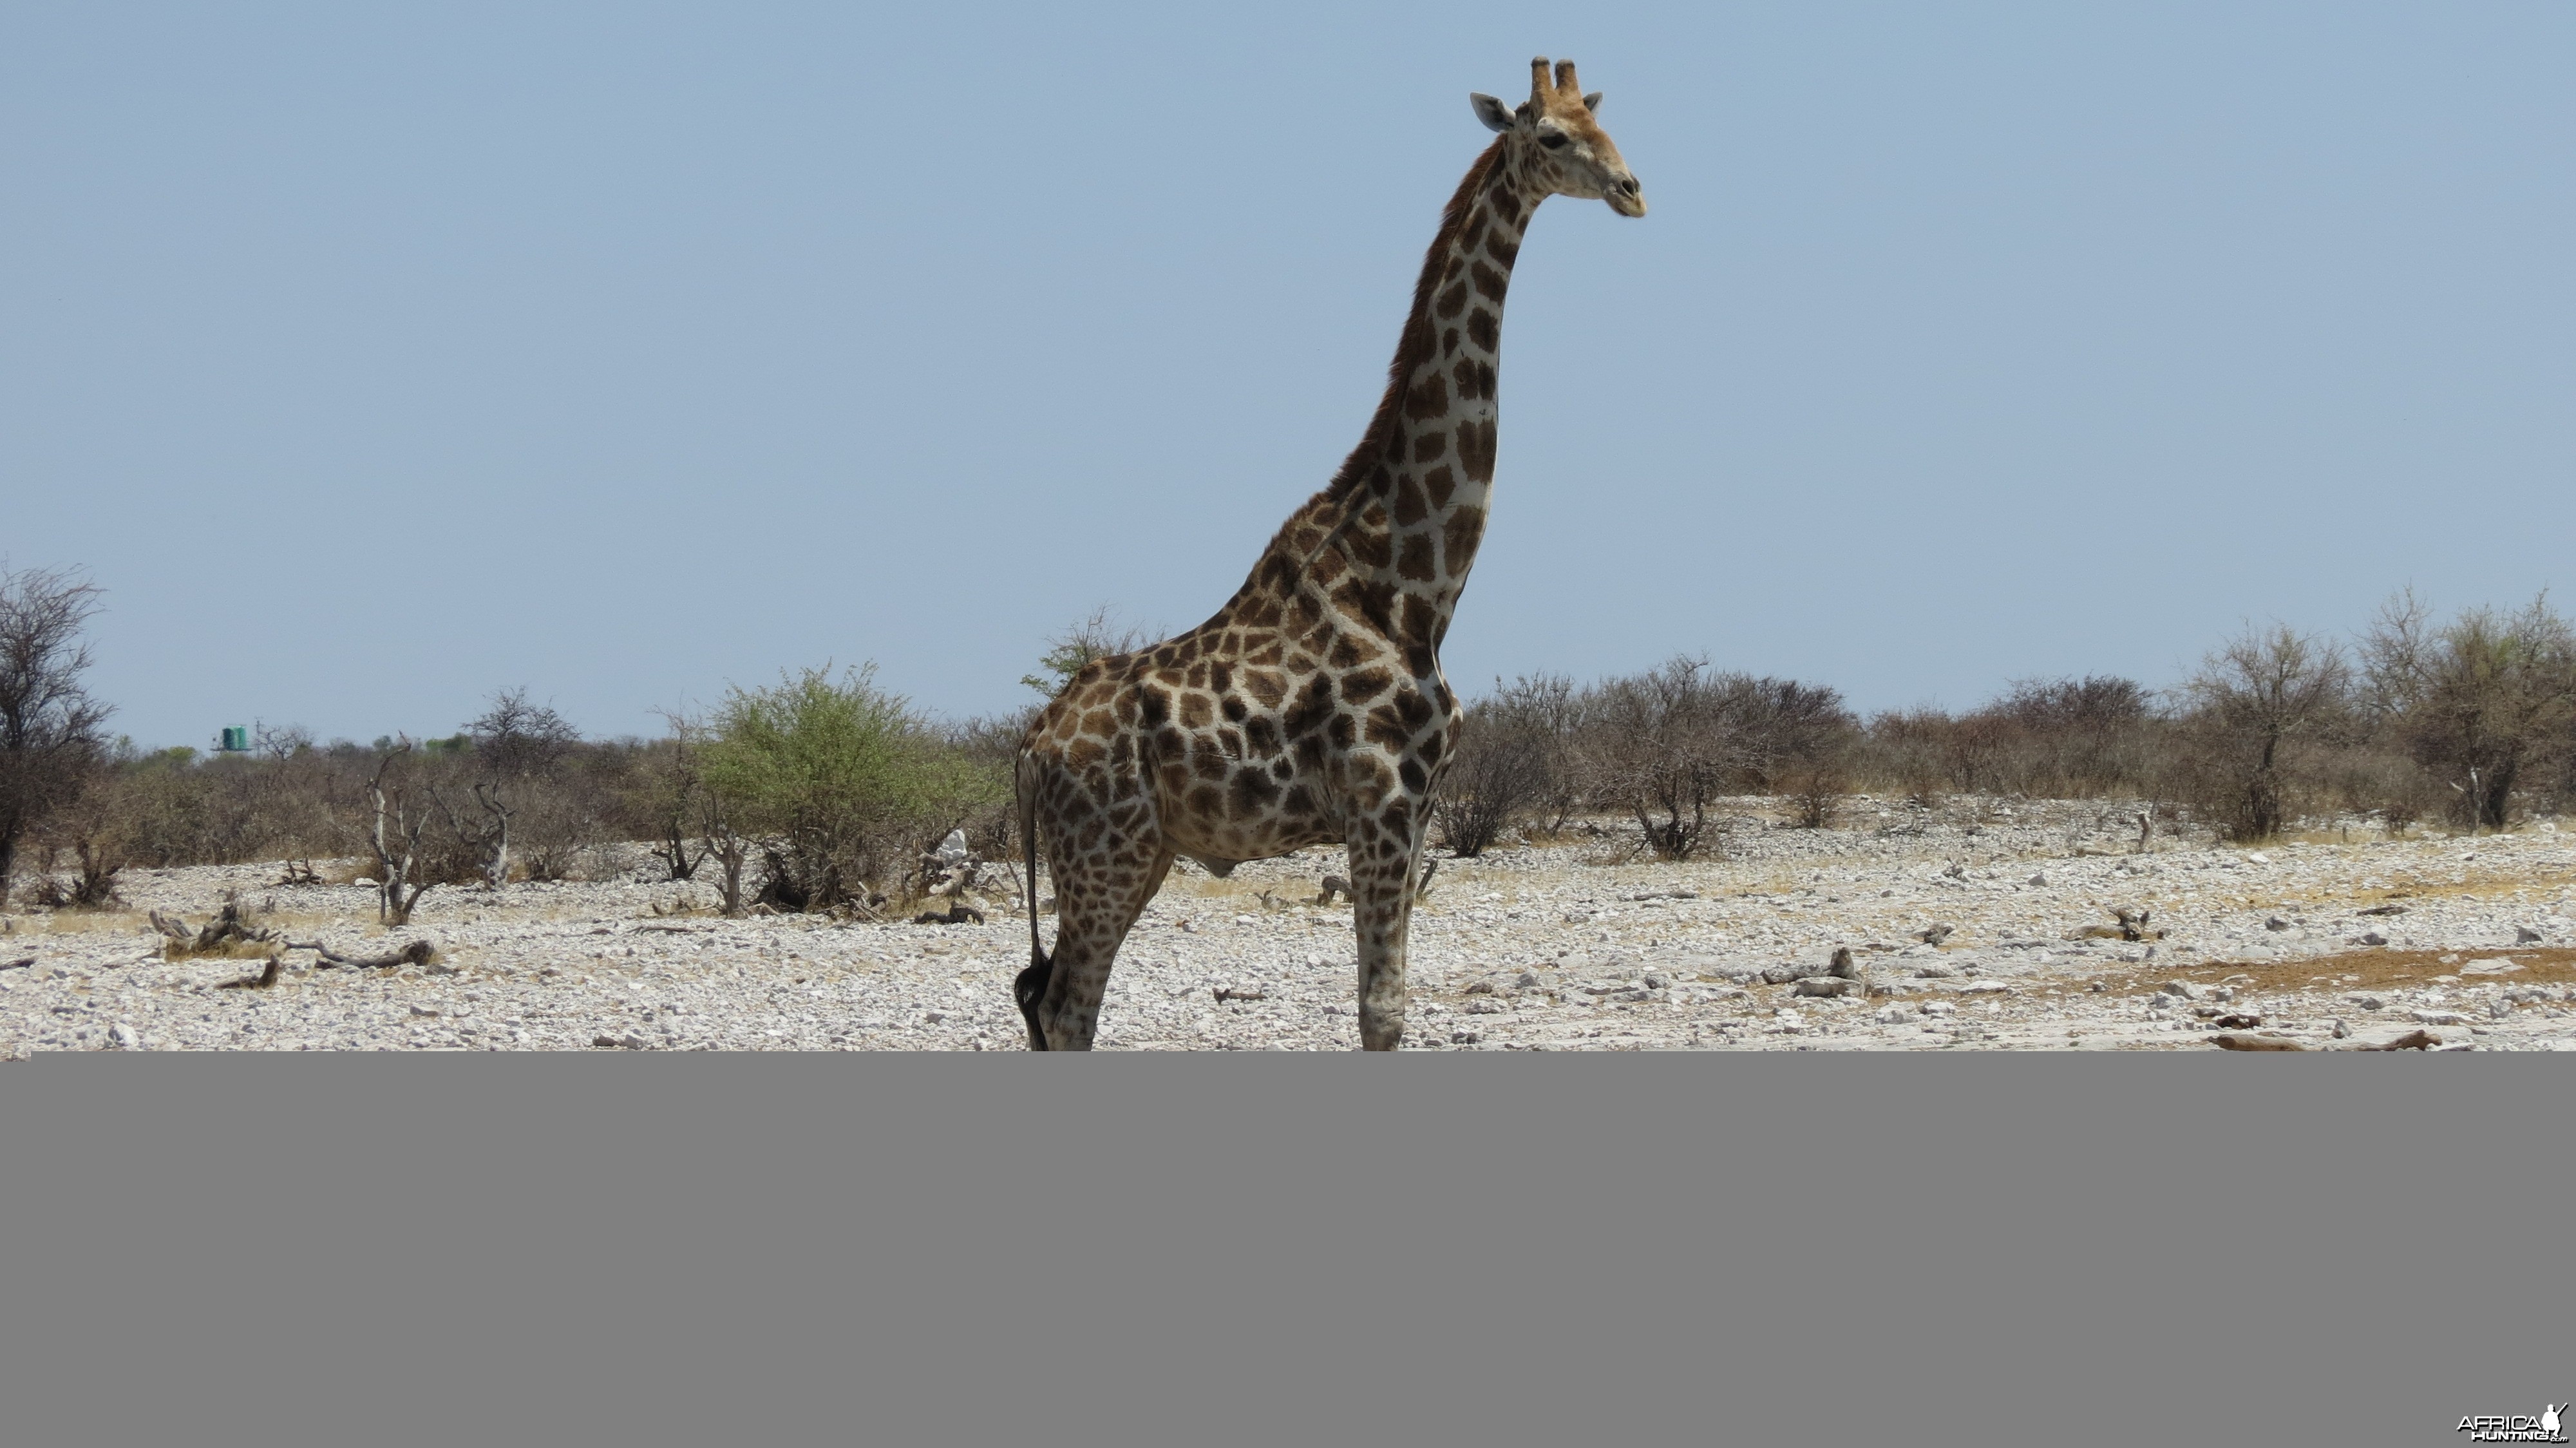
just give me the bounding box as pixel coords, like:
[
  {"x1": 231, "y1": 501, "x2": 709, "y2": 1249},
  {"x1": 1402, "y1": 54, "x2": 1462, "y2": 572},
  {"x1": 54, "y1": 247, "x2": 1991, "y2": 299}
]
[{"x1": 1016, "y1": 59, "x2": 1643, "y2": 1050}]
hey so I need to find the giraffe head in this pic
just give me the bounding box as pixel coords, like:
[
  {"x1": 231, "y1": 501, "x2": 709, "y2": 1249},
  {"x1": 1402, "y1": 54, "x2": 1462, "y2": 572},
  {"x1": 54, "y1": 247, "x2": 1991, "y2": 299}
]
[{"x1": 1470, "y1": 57, "x2": 1645, "y2": 218}]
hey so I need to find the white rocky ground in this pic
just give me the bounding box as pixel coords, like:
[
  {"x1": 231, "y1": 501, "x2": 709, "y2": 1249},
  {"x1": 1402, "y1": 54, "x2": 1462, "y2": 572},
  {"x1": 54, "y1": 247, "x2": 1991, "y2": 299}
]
[{"x1": 6, "y1": 796, "x2": 2575, "y2": 1055}]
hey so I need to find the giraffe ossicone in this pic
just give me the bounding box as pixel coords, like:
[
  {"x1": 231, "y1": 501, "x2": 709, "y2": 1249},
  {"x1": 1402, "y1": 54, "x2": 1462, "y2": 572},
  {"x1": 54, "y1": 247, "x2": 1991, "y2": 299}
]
[{"x1": 1014, "y1": 58, "x2": 1643, "y2": 1051}]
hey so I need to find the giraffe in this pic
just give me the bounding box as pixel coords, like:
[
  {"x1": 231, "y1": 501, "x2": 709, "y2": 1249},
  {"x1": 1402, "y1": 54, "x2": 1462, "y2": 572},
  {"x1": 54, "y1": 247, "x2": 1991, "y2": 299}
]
[{"x1": 1014, "y1": 57, "x2": 1645, "y2": 1051}]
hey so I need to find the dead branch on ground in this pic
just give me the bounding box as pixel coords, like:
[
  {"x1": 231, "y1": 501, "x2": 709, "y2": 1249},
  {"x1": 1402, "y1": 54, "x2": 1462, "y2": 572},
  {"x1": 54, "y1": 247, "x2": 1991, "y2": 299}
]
[
  {"x1": 149, "y1": 895, "x2": 279, "y2": 957},
  {"x1": 283, "y1": 938, "x2": 439, "y2": 970}
]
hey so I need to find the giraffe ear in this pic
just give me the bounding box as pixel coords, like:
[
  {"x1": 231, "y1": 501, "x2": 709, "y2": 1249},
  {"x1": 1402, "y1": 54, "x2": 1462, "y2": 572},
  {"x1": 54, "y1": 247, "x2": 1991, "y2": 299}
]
[
  {"x1": 1582, "y1": 91, "x2": 1604, "y2": 114},
  {"x1": 1470, "y1": 93, "x2": 1516, "y2": 133}
]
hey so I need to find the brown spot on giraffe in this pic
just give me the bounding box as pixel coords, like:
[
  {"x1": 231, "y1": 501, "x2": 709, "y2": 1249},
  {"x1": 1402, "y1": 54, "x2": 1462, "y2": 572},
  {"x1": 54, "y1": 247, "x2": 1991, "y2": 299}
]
[
  {"x1": 1404, "y1": 374, "x2": 1448, "y2": 421},
  {"x1": 1396, "y1": 533, "x2": 1437, "y2": 582},
  {"x1": 1393, "y1": 475, "x2": 1429, "y2": 526},
  {"x1": 1442, "y1": 505, "x2": 1487, "y2": 576},
  {"x1": 1013, "y1": 57, "x2": 1645, "y2": 1051},
  {"x1": 1456, "y1": 419, "x2": 1497, "y2": 482},
  {"x1": 1423, "y1": 465, "x2": 1455, "y2": 510}
]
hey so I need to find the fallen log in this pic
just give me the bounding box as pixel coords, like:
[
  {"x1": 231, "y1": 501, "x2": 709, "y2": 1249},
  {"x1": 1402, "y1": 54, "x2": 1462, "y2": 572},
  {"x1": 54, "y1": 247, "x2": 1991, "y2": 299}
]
[
  {"x1": 151, "y1": 897, "x2": 279, "y2": 956},
  {"x1": 284, "y1": 939, "x2": 438, "y2": 970},
  {"x1": 2211, "y1": 1033, "x2": 2309, "y2": 1051},
  {"x1": 2353, "y1": 1029, "x2": 2441, "y2": 1052}
]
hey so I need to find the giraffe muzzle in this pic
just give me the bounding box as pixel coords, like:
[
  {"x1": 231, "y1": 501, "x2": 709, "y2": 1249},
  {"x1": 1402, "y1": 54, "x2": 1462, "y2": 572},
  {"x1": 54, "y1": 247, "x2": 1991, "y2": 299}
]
[{"x1": 1607, "y1": 174, "x2": 1647, "y2": 218}]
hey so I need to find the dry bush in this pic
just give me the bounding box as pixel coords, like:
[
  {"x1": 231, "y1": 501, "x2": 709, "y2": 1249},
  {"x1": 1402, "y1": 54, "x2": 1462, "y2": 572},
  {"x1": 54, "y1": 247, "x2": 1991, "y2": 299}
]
[
  {"x1": 944, "y1": 708, "x2": 1042, "y2": 863},
  {"x1": 2362, "y1": 591, "x2": 2576, "y2": 831},
  {"x1": 508, "y1": 747, "x2": 632, "y2": 882},
  {"x1": 1852, "y1": 707, "x2": 1955, "y2": 801},
  {"x1": 1585, "y1": 656, "x2": 1731, "y2": 859},
  {"x1": 325, "y1": 743, "x2": 459, "y2": 926},
  {"x1": 1578, "y1": 660, "x2": 1853, "y2": 858},
  {"x1": 1851, "y1": 677, "x2": 2164, "y2": 806},
  {"x1": 1486, "y1": 673, "x2": 1588, "y2": 833},
  {"x1": 632, "y1": 736, "x2": 712, "y2": 882},
  {"x1": 2170, "y1": 625, "x2": 2352, "y2": 841},
  {"x1": 1965, "y1": 678, "x2": 2157, "y2": 796},
  {"x1": 0, "y1": 565, "x2": 109, "y2": 906},
  {"x1": 433, "y1": 687, "x2": 585, "y2": 888},
  {"x1": 1994, "y1": 676, "x2": 2158, "y2": 795},
  {"x1": 1714, "y1": 675, "x2": 1856, "y2": 795},
  {"x1": 2320, "y1": 743, "x2": 2446, "y2": 838},
  {"x1": 1431, "y1": 700, "x2": 1552, "y2": 857},
  {"x1": 1778, "y1": 761, "x2": 1853, "y2": 829}
]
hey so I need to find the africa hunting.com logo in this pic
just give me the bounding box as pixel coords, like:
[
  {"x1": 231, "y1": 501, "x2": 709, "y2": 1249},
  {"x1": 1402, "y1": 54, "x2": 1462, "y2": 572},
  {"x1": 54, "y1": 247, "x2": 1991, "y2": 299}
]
[{"x1": 2459, "y1": 1405, "x2": 2568, "y2": 1443}]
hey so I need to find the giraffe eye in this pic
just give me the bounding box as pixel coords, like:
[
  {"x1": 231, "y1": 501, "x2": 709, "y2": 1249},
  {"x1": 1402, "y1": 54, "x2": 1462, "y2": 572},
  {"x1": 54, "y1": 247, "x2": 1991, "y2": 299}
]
[{"x1": 1538, "y1": 132, "x2": 1568, "y2": 150}]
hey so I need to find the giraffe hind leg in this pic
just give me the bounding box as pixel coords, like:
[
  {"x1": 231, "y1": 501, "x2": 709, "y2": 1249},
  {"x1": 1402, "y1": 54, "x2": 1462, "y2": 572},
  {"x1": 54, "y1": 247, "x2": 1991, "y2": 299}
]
[
  {"x1": 1032, "y1": 843, "x2": 1173, "y2": 1051},
  {"x1": 1014, "y1": 752, "x2": 1055, "y2": 1050},
  {"x1": 1014, "y1": 946, "x2": 1055, "y2": 1051}
]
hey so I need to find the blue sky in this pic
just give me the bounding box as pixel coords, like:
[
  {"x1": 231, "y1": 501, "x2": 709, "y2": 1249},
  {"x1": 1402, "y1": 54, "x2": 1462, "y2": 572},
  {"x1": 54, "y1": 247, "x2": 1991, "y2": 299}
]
[{"x1": 5, "y1": 2, "x2": 2570, "y2": 748}]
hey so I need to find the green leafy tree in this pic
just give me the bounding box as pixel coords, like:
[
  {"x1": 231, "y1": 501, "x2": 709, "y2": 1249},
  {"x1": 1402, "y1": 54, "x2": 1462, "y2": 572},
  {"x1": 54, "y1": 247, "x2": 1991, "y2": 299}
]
[{"x1": 699, "y1": 665, "x2": 1003, "y2": 910}]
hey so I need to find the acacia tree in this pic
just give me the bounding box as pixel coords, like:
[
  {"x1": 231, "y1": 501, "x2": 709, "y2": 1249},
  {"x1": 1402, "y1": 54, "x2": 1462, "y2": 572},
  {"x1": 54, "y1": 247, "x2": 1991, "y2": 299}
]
[
  {"x1": 446, "y1": 687, "x2": 580, "y2": 888},
  {"x1": 0, "y1": 566, "x2": 110, "y2": 906},
  {"x1": 2177, "y1": 625, "x2": 2351, "y2": 840},
  {"x1": 2362, "y1": 593, "x2": 2576, "y2": 831}
]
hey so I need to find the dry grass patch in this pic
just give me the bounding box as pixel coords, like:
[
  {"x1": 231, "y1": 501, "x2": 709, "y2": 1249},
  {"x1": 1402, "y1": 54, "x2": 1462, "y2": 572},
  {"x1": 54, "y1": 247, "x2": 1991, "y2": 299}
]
[
  {"x1": 6, "y1": 909, "x2": 148, "y2": 937},
  {"x1": 2090, "y1": 946, "x2": 2576, "y2": 999}
]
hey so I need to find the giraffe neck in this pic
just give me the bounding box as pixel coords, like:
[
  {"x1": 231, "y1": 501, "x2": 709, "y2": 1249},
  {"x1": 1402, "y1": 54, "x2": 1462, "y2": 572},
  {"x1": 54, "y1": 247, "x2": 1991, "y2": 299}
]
[{"x1": 1224, "y1": 140, "x2": 1548, "y2": 667}]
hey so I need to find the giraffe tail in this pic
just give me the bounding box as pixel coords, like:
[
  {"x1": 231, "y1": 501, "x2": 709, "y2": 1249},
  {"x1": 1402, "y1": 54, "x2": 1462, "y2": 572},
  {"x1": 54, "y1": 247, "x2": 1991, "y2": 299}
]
[{"x1": 1012, "y1": 750, "x2": 1054, "y2": 1050}]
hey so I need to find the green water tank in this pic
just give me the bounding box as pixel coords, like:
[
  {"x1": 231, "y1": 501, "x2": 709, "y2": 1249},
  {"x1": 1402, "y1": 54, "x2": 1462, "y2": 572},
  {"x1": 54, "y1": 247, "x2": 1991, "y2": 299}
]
[{"x1": 220, "y1": 726, "x2": 249, "y2": 752}]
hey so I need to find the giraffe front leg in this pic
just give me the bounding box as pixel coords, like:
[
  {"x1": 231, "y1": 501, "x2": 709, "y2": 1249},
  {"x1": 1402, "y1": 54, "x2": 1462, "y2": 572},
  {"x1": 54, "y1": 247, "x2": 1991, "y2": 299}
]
[{"x1": 1346, "y1": 808, "x2": 1428, "y2": 1052}]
